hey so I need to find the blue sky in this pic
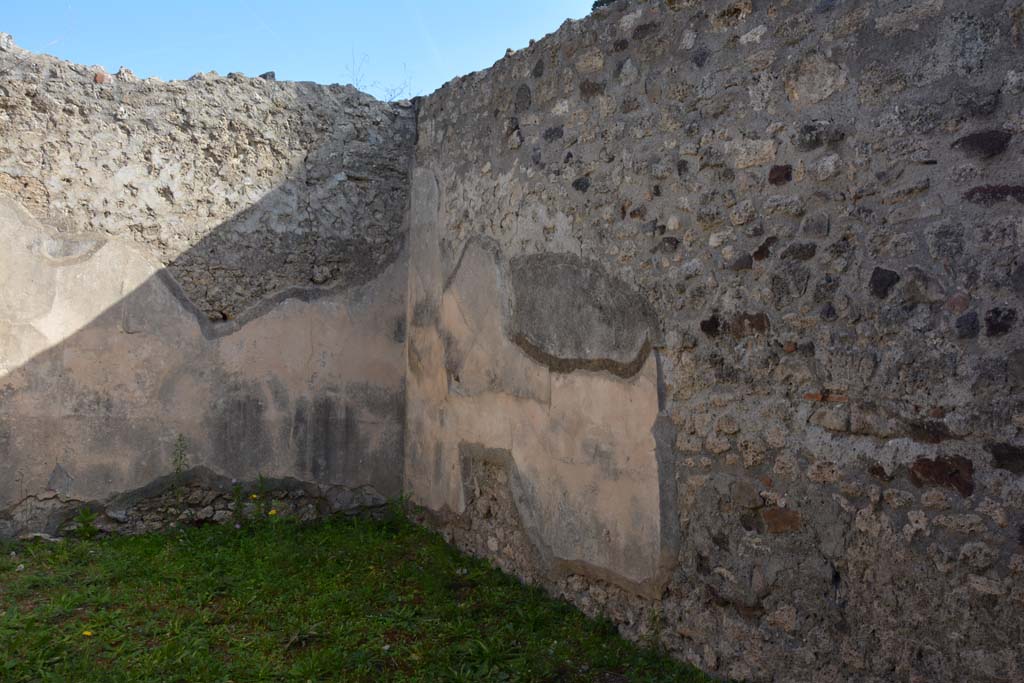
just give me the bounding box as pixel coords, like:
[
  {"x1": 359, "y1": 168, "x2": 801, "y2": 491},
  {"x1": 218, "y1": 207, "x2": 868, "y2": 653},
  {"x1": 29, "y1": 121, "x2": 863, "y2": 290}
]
[{"x1": 2, "y1": 1, "x2": 593, "y2": 100}]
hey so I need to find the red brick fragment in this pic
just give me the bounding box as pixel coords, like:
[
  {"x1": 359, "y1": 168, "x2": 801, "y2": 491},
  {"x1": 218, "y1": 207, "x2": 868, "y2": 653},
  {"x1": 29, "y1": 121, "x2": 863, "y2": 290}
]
[
  {"x1": 945, "y1": 292, "x2": 970, "y2": 314},
  {"x1": 909, "y1": 456, "x2": 974, "y2": 497},
  {"x1": 761, "y1": 507, "x2": 801, "y2": 533},
  {"x1": 803, "y1": 391, "x2": 848, "y2": 403}
]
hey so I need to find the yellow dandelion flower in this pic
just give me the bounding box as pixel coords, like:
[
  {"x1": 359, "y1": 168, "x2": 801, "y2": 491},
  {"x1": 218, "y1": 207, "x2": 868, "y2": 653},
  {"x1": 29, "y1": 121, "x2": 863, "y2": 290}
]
[
  {"x1": 82, "y1": 631, "x2": 93, "y2": 637},
  {"x1": 249, "y1": 494, "x2": 259, "y2": 500},
  {"x1": 268, "y1": 509, "x2": 278, "y2": 516}
]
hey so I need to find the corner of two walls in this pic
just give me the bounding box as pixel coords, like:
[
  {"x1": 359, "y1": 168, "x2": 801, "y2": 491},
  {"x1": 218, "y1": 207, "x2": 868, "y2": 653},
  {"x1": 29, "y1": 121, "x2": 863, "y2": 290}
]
[
  {"x1": 0, "y1": 38, "x2": 415, "y2": 535},
  {"x1": 4, "y1": 0, "x2": 1024, "y2": 678}
]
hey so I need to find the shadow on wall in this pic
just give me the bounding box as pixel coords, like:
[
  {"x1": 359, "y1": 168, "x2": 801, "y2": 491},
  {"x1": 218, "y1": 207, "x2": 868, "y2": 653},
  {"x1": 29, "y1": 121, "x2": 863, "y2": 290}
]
[{"x1": 0, "y1": 85, "x2": 414, "y2": 536}]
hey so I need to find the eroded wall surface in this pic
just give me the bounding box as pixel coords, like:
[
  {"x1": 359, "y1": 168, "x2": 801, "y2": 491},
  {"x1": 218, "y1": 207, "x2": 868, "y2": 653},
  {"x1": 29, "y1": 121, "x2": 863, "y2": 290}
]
[
  {"x1": 0, "y1": 36, "x2": 413, "y2": 535},
  {"x1": 406, "y1": 168, "x2": 671, "y2": 591},
  {"x1": 0, "y1": 36, "x2": 414, "y2": 319},
  {"x1": 406, "y1": 1, "x2": 1024, "y2": 681}
]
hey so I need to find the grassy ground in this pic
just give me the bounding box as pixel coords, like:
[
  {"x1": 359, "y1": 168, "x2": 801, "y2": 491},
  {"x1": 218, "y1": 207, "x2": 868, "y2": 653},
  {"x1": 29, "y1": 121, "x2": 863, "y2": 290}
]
[{"x1": 0, "y1": 508, "x2": 712, "y2": 683}]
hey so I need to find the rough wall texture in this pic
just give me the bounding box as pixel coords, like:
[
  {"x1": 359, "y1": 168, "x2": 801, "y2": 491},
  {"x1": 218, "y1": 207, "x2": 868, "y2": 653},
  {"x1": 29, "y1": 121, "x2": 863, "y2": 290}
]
[
  {"x1": 0, "y1": 34, "x2": 412, "y2": 537},
  {"x1": 406, "y1": 1, "x2": 1024, "y2": 681},
  {"x1": 4, "y1": 2, "x2": 1024, "y2": 680},
  {"x1": 0, "y1": 36, "x2": 414, "y2": 319}
]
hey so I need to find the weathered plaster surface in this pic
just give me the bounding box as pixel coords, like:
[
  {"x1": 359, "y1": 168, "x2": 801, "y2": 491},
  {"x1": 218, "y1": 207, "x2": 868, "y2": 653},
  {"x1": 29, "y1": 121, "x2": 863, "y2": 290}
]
[
  {"x1": 0, "y1": 191, "x2": 406, "y2": 536},
  {"x1": 405, "y1": 168, "x2": 667, "y2": 590},
  {"x1": 0, "y1": 32, "x2": 412, "y2": 537},
  {"x1": 406, "y1": 1, "x2": 1024, "y2": 681}
]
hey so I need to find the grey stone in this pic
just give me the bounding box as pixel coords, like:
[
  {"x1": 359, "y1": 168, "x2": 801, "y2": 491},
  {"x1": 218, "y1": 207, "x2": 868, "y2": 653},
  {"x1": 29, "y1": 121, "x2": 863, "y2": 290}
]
[
  {"x1": 800, "y1": 213, "x2": 830, "y2": 238},
  {"x1": 984, "y1": 307, "x2": 1017, "y2": 337},
  {"x1": 869, "y1": 267, "x2": 900, "y2": 299},
  {"x1": 956, "y1": 311, "x2": 980, "y2": 338},
  {"x1": 953, "y1": 130, "x2": 1012, "y2": 158}
]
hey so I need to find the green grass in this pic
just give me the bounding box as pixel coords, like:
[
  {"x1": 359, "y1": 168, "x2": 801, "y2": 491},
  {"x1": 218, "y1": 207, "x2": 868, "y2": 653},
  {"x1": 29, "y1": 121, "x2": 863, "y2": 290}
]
[{"x1": 0, "y1": 508, "x2": 712, "y2": 683}]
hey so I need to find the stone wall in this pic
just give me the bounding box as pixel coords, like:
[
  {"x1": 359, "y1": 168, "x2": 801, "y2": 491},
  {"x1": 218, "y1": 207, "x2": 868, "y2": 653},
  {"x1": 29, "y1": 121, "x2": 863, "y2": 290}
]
[
  {"x1": 0, "y1": 35, "x2": 412, "y2": 537},
  {"x1": 405, "y1": 1, "x2": 1024, "y2": 681},
  {"x1": 3, "y1": 2, "x2": 1024, "y2": 680},
  {"x1": 0, "y1": 35, "x2": 414, "y2": 319}
]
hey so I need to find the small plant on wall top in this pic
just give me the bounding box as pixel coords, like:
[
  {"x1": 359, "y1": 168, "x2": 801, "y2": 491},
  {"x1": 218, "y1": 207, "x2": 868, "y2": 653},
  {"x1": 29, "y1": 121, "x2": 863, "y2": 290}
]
[
  {"x1": 171, "y1": 434, "x2": 189, "y2": 508},
  {"x1": 231, "y1": 481, "x2": 247, "y2": 527},
  {"x1": 172, "y1": 434, "x2": 189, "y2": 478},
  {"x1": 72, "y1": 507, "x2": 99, "y2": 540},
  {"x1": 254, "y1": 474, "x2": 281, "y2": 520},
  {"x1": 231, "y1": 474, "x2": 281, "y2": 528}
]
